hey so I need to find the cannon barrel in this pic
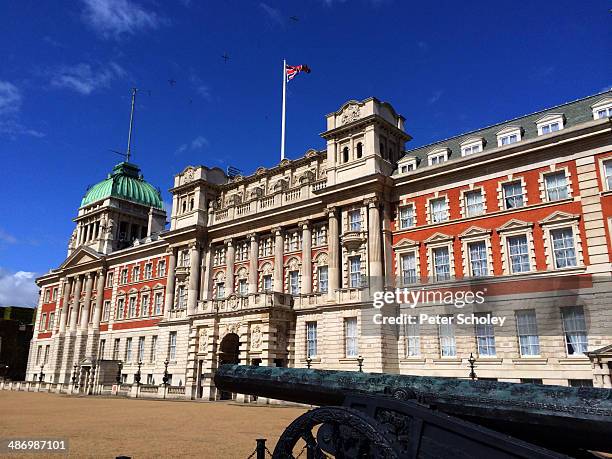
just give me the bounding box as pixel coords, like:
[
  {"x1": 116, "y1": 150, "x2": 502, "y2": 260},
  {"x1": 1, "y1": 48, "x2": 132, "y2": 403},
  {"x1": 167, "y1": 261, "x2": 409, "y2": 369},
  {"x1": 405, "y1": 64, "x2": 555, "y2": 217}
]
[{"x1": 215, "y1": 364, "x2": 612, "y2": 453}]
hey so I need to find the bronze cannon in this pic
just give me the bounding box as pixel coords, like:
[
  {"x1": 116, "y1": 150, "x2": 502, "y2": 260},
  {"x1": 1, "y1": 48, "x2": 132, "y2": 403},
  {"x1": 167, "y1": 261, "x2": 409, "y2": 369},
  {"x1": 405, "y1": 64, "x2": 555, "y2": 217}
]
[{"x1": 215, "y1": 364, "x2": 612, "y2": 458}]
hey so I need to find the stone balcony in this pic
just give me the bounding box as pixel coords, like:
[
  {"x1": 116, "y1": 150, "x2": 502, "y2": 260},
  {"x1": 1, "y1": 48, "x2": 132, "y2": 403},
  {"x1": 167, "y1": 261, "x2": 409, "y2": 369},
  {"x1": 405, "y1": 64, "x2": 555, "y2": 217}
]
[
  {"x1": 292, "y1": 287, "x2": 370, "y2": 310},
  {"x1": 196, "y1": 292, "x2": 294, "y2": 315},
  {"x1": 211, "y1": 180, "x2": 328, "y2": 224}
]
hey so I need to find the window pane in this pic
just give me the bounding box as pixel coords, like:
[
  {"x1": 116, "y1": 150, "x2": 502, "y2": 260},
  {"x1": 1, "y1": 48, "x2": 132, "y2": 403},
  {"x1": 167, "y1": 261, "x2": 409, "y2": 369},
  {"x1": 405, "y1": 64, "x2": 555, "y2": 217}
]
[
  {"x1": 551, "y1": 228, "x2": 577, "y2": 268},
  {"x1": 503, "y1": 181, "x2": 524, "y2": 209},
  {"x1": 345, "y1": 318, "x2": 358, "y2": 357},
  {"x1": 404, "y1": 322, "x2": 420, "y2": 357},
  {"x1": 439, "y1": 317, "x2": 456, "y2": 357},
  {"x1": 561, "y1": 306, "x2": 588, "y2": 355},
  {"x1": 399, "y1": 206, "x2": 414, "y2": 228},
  {"x1": 516, "y1": 310, "x2": 540, "y2": 356},
  {"x1": 433, "y1": 247, "x2": 450, "y2": 281},
  {"x1": 465, "y1": 190, "x2": 483, "y2": 217},
  {"x1": 318, "y1": 266, "x2": 328, "y2": 293},
  {"x1": 545, "y1": 172, "x2": 568, "y2": 201},
  {"x1": 468, "y1": 241, "x2": 488, "y2": 276},
  {"x1": 508, "y1": 235, "x2": 530, "y2": 273},
  {"x1": 349, "y1": 256, "x2": 361, "y2": 287},
  {"x1": 401, "y1": 253, "x2": 417, "y2": 284},
  {"x1": 430, "y1": 198, "x2": 448, "y2": 223},
  {"x1": 475, "y1": 313, "x2": 496, "y2": 356},
  {"x1": 306, "y1": 322, "x2": 318, "y2": 357}
]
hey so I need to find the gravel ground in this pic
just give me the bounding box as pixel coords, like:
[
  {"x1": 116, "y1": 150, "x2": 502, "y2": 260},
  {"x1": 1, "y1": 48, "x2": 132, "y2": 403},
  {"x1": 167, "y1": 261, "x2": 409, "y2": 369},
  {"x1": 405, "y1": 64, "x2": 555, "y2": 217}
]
[{"x1": 0, "y1": 391, "x2": 307, "y2": 458}]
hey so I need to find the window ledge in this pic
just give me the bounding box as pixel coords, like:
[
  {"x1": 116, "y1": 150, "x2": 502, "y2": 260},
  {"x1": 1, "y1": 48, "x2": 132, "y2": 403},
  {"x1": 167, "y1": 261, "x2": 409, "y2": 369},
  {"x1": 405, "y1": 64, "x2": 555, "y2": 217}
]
[
  {"x1": 599, "y1": 190, "x2": 612, "y2": 197},
  {"x1": 299, "y1": 357, "x2": 321, "y2": 363},
  {"x1": 432, "y1": 358, "x2": 462, "y2": 364},
  {"x1": 338, "y1": 357, "x2": 360, "y2": 362},
  {"x1": 558, "y1": 357, "x2": 589, "y2": 365},
  {"x1": 474, "y1": 357, "x2": 503, "y2": 364},
  {"x1": 511, "y1": 358, "x2": 547, "y2": 365},
  {"x1": 400, "y1": 358, "x2": 426, "y2": 363}
]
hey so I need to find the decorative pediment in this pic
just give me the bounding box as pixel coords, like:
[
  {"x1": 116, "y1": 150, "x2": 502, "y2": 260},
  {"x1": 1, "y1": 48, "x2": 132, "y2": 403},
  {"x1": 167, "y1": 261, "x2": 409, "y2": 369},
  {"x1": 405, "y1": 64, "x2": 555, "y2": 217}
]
[
  {"x1": 535, "y1": 113, "x2": 565, "y2": 124},
  {"x1": 591, "y1": 97, "x2": 612, "y2": 110},
  {"x1": 424, "y1": 232, "x2": 454, "y2": 244},
  {"x1": 59, "y1": 246, "x2": 103, "y2": 270},
  {"x1": 497, "y1": 218, "x2": 533, "y2": 233},
  {"x1": 539, "y1": 211, "x2": 579, "y2": 226},
  {"x1": 460, "y1": 136, "x2": 485, "y2": 147},
  {"x1": 392, "y1": 238, "x2": 420, "y2": 249},
  {"x1": 496, "y1": 125, "x2": 522, "y2": 136},
  {"x1": 459, "y1": 226, "x2": 491, "y2": 239}
]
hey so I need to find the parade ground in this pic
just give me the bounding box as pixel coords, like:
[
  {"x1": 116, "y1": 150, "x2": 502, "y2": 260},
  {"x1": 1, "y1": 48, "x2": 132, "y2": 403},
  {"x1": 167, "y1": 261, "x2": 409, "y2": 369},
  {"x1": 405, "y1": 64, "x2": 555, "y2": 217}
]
[{"x1": 0, "y1": 391, "x2": 307, "y2": 458}]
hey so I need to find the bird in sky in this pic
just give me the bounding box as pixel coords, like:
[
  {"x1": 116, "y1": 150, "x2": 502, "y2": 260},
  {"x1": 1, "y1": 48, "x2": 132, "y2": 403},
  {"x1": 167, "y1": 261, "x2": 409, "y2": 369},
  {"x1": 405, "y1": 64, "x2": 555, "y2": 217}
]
[{"x1": 221, "y1": 52, "x2": 230, "y2": 63}]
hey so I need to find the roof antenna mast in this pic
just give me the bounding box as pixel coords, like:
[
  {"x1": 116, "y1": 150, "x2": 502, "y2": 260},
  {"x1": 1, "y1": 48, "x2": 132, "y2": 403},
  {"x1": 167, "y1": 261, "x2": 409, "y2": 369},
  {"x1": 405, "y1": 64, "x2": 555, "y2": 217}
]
[{"x1": 126, "y1": 87, "x2": 138, "y2": 163}]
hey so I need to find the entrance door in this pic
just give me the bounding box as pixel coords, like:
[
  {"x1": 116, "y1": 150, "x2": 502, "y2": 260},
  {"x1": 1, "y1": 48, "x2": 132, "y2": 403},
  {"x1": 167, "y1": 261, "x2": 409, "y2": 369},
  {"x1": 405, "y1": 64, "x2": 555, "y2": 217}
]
[{"x1": 218, "y1": 333, "x2": 239, "y2": 400}]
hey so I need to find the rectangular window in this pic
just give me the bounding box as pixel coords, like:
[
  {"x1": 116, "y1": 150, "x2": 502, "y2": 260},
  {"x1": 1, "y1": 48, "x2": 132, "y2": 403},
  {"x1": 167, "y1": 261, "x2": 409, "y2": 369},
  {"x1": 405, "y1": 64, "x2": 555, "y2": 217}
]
[
  {"x1": 117, "y1": 298, "x2": 125, "y2": 319},
  {"x1": 404, "y1": 322, "x2": 420, "y2": 357},
  {"x1": 430, "y1": 198, "x2": 448, "y2": 223},
  {"x1": 540, "y1": 122, "x2": 560, "y2": 134},
  {"x1": 429, "y1": 153, "x2": 446, "y2": 165},
  {"x1": 345, "y1": 317, "x2": 358, "y2": 357},
  {"x1": 306, "y1": 321, "x2": 317, "y2": 357},
  {"x1": 52, "y1": 288, "x2": 57, "y2": 301},
  {"x1": 475, "y1": 313, "x2": 496, "y2": 356},
  {"x1": 263, "y1": 275, "x2": 272, "y2": 292},
  {"x1": 260, "y1": 238, "x2": 273, "y2": 257},
  {"x1": 35, "y1": 346, "x2": 42, "y2": 365},
  {"x1": 169, "y1": 332, "x2": 177, "y2": 360},
  {"x1": 317, "y1": 266, "x2": 328, "y2": 293},
  {"x1": 401, "y1": 253, "x2": 417, "y2": 285},
  {"x1": 102, "y1": 301, "x2": 110, "y2": 322},
  {"x1": 150, "y1": 335, "x2": 158, "y2": 362},
  {"x1": 286, "y1": 231, "x2": 301, "y2": 252},
  {"x1": 154, "y1": 292, "x2": 163, "y2": 315},
  {"x1": 106, "y1": 271, "x2": 114, "y2": 287},
  {"x1": 516, "y1": 310, "x2": 540, "y2": 356},
  {"x1": 399, "y1": 206, "x2": 415, "y2": 229},
  {"x1": 238, "y1": 279, "x2": 248, "y2": 296},
  {"x1": 113, "y1": 339, "x2": 120, "y2": 360},
  {"x1": 98, "y1": 339, "x2": 105, "y2": 359},
  {"x1": 468, "y1": 241, "x2": 488, "y2": 276},
  {"x1": 178, "y1": 285, "x2": 187, "y2": 309},
  {"x1": 465, "y1": 190, "x2": 484, "y2": 217},
  {"x1": 500, "y1": 133, "x2": 519, "y2": 146},
  {"x1": 213, "y1": 248, "x2": 226, "y2": 266},
  {"x1": 141, "y1": 294, "x2": 149, "y2": 317},
  {"x1": 216, "y1": 282, "x2": 225, "y2": 299},
  {"x1": 314, "y1": 226, "x2": 327, "y2": 246},
  {"x1": 128, "y1": 297, "x2": 136, "y2": 318},
  {"x1": 289, "y1": 271, "x2": 300, "y2": 295},
  {"x1": 236, "y1": 242, "x2": 249, "y2": 261},
  {"x1": 348, "y1": 210, "x2": 362, "y2": 232},
  {"x1": 545, "y1": 172, "x2": 568, "y2": 201},
  {"x1": 569, "y1": 379, "x2": 594, "y2": 387},
  {"x1": 433, "y1": 246, "x2": 451, "y2": 281},
  {"x1": 44, "y1": 345, "x2": 50, "y2": 364},
  {"x1": 125, "y1": 337, "x2": 132, "y2": 362},
  {"x1": 48, "y1": 312, "x2": 55, "y2": 330},
  {"x1": 604, "y1": 160, "x2": 612, "y2": 191},
  {"x1": 180, "y1": 250, "x2": 190, "y2": 267},
  {"x1": 146, "y1": 374, "x2": 154, "y2": 385},
  {"x1": 120, "y1": 269, "x2": 128, "y2": 285},
  {"x1": 503, "y1": 181, "x2": 524, "y2": 209},
  {"x1": 157, "y1": 260, "x2": 166, "y2": 277},
  {"x1": 551, "y1": 228, "x2": 577, "y2": 268},
  {"x1": 40, "y1": 313, "x2": 47, "y2": 330},
  {"x1": 132, "y1": 266, "x2": 140, "y2": 282},
  {"x1": 349, "y1": 256, "x2": 361, "y2": 288},
  {"x1": 44, "y1": 289, "x2": 50, "y2": 303},
  {"x1": 439, "y1": 317, "x2": 456, "y2": 357},
  {"x1": 508, "y1": 235, "x2": 530, "y2": 273},
  {"x1": 138, "y1": 337, "x2": 145, "y2": 363},
  {"x1": 144, "y1": 263, "x2": 152, "y2": 279},
  {"x1": 462, "y1": 144, "x2": 481, "y2": 155},
  {"x1": 596, "y1": 107, "x2": 612, "y2": 119},
  {"x1": 561, "y1": 306, "x2": 588, "y2": 355}
]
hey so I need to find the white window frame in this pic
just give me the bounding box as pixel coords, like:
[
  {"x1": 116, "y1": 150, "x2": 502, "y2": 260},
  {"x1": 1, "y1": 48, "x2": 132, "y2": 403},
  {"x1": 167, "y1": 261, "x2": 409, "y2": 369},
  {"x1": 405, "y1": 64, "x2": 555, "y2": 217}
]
[
  {"x1": 348, "y1": 210, "x2": 362, "y2": 232},
  {"x1": 516, "y1": 309, "x2": 540, "y2": 357},
  {"x1": 169, "y1": 331, "x2": 177, "y2": 361},
  {"x1": 400, "y1": 252, "x2": 418, "y2": 285},
  {"x1": 501, "y1": 180, "x2": 525, "y2": 209},
  {"x1": 141, "y1": 293, "x2": 150, "y2": 317},
  {"x1": 306, "y1": 321, "x2": 318, "y2": 358},
  {"x1": 598, "y1": 157, "x2": 612, "y2": 192},
  {"x1": 540, "y1": 212, "x2": 583, "y2": 270},
  {"x1": 561, "y1": 306, "x2": 588, "y2": 356},
  {"x1": 317, "y1": 266, "x2": 328, "y2": 293},
  {"x1": 398, "y1": 204, "x2": 415, "y2": 229},
  {"x1": 439, "y1": 316, "x2": 456, "y2": 357},
  {"x1": 475, "y1": 313, "x2": 496, "y2": 357},
  {"x1": 591, "y1": 97, "x2": 612, "y2": 120},
  {"x1": 154, "y1": 291, "x2": 164, "y2": 315},
  {"x1": 467, "y1": 240, "x2": 489, "y2": 277},
  {"x1": 157, "y1": 260, "x2": 166, "y2": 277},
  {"x1": 427, "y1": 148, "x2": 449, "y2": 166},
  {"x1": 428, "y1": 196, "x2": 449, "y2": 223},
  {"x1": 496, "y1": 126, "x2": 522, "y2": 147},
  {"x1": 404, "y1": 322, "x2": 420, "y2": 357},
  {"x1": 464, "y1": 189, "x2": 484, "y2": 217},
  {"x1": 125, "y1": 337, "x2": 132, "y2": 362},
  {"x1": 460, "y1": 138, "x2": 484, "y2": 156},
  {"x1": 425, "y1": 233, "x2": 454, "y2": 283},
  {"x1": 536, "y1": 114, "x2": 564, "y2": 136},
  {"x1": 348, "y1": 256, "x2": 362, "y2": 288},
  {"x1": 144, "y1": 263, "x2": 152, "y2": 280},
  {"x1": 543, "y1": 170, "x2": 569, "y2": 202},
  {"x1": 138, "y1": 336, "x2": 145, "y2": 363},
  {"x1": 498, "y1": 220, "x2": 536, "y2": 275},
  {"x1": 344, "y1": 317, "x2": 359, "y2": 357}
]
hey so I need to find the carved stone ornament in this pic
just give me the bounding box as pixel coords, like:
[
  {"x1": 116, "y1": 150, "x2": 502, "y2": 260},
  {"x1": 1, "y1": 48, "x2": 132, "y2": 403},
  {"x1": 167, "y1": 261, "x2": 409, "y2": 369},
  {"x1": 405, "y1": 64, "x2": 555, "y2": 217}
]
[
  {"x1": 183, "y1": 167, "x2": 195, "y2": 185},
  {"x1": 341, "y1": 104, "x2": 361, "y2": 125},
  {"x1": 198, "y1": 327, "x2": 208, "y2": 353},
  {"x1": 251, "y1": 325, "x2": 263, "y2": 351}
]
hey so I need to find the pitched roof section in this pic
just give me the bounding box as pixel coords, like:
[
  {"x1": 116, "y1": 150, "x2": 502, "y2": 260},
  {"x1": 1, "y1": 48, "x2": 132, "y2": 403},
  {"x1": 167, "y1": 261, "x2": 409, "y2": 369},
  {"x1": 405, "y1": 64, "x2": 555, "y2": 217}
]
[{"x1": 400, "y1": 90, "x2": 612, "y2": 169}]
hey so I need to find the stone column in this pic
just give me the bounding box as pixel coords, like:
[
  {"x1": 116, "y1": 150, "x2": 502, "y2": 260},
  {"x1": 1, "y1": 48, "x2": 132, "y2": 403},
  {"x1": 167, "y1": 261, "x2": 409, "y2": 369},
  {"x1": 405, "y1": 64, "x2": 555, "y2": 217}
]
[
  {"x1": 367, "y1": 198, "x2": 383, "y2": 292},
  {"x1": 300, "y1": 221, "x2": 312, "y2": 294},
  {"x1": 59, "y1": 278, "x2": 73, "y2": 334},
  {"x1": 92, "y1": 269, "x2": 106, "y2": 330},
  {"x1": 248, "y1": 234, "x2": 259, "y2": 294},
  {"x1": 382, "y1": 202, "x2": 394, "y2": 289},
  {"x1": 69, "y1": 276, "x2": 83, "y2": 332},
  {"x1": 164, "y1": 248, "x2": 177, "y2": 319},
  {"x1": 203, "y1": 245, "x2": 213, "y2": 300},
  {"x1": 225, "y1": 239, "x2": 235, "y2": 296},
  {"x1": 273, "y1": 227, "x2": 284, "y2": 293},
  {"x1": 79, "y1": 274, "x2": 94, "y2": 330},
  {"x1": 327, "y1": 207, "x2": 340, "y2": 301},
  {"x1": 187, "y1": 242, "x2": 201, "y2": 315}
]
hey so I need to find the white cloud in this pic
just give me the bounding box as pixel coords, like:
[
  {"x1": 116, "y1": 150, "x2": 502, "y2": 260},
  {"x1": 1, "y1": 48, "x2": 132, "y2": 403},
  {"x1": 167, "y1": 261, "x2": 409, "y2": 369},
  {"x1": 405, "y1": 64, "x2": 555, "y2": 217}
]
[
  {"x1": 0, "y1": 81, "x2": 45, "y2": 139},
  {"x1": 0, "y1": 81, "x2": 22, "y2": 116},
  {"x1": 196, "y1": 84, "x2": 211, "y2": 99},
  {"x1": 428, "y1": 89, "x2": 444, "y2": 104},
  {"x1": 0, "y1": 228, "x2": 17, "y2": 244},
  {"x1": 50, "y1": 62, "x2": 125, "y2": 95},
  {"x1": 176, "y1": 135, "x2": 209, "y2": 154},
  {"x1": 260, "y1": 3, "x2": 284, "y2": 25},
  {"x1": 81, "y1": 0, "x2": 165, "y2": 39},
  {"x1": 0, "y1": 268, "x2": 38, "y2": 307}
]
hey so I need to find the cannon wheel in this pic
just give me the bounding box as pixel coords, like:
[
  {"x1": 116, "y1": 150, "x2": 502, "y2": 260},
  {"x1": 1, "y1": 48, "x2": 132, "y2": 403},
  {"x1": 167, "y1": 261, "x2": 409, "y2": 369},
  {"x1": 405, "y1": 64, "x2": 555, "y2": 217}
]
[{"x1": 272, "y1": 406, "x2": 399, "y2": 459}]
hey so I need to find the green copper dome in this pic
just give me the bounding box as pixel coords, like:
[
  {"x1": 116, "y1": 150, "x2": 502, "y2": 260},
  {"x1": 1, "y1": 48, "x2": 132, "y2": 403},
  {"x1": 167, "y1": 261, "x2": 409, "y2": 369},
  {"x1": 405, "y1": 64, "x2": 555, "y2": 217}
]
[{"x1": 81, "y1": 162, "x2": 163, "y2": 209}]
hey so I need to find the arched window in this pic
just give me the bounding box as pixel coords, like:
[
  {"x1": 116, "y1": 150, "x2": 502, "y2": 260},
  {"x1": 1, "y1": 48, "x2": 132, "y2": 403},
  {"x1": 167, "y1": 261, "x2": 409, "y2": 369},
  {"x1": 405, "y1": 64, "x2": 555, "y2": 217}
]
[
  {"x1": 343, "y1": 147, "x2": 349, "y2": 163},
  {"x1": 356, "y1": 142, "x2": 363, "y2": 159},
  {"x1": 181, "y1": 201, "x2": 187, "y2": 213},
  {"x1": 189, "y1": 198, "x2": 194, "y2": 211}
]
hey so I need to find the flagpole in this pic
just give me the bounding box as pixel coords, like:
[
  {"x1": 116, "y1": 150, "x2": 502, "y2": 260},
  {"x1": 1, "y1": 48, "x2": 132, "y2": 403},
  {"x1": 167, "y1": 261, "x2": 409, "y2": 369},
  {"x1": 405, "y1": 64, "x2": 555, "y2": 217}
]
[{"x1": 281, "y1": 59, "x2": 287, "y2": 161}]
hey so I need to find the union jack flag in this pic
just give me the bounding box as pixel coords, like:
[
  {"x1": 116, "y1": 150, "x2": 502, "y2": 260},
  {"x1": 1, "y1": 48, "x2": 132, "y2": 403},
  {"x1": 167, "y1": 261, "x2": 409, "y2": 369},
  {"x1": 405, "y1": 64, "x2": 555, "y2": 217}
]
[{"x1": 286, "y1": 64, "x2": 311, "y2": 82}]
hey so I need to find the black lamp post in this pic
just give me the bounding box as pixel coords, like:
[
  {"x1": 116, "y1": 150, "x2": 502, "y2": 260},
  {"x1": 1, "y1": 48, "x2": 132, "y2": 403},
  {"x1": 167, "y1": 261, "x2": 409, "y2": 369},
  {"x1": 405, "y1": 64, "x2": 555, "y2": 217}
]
[
  {"x1": 116, "y1": 361, "x2": 123, "y2": 385},
  {"x1": 71, "y1": 364, "x2": 78, "y2": 388},
  {"x1": 134, "y1": 360, "x2": 142, "y2": 398},
  {"x1": 38, "y1": 365, "x2": 44, "y2": 383},
  {"x1": 306, "y1": 355, "x2": 312, "y2": 369},
  {"x1": 162, "y1": 359, "x2": 169, "y2": 399},
  {"x1": 468, "y1": 353, "x2": 477, "y2": 381},
  {"x1": 357, "y1": 355, "x2": 364, "y2": 372}
]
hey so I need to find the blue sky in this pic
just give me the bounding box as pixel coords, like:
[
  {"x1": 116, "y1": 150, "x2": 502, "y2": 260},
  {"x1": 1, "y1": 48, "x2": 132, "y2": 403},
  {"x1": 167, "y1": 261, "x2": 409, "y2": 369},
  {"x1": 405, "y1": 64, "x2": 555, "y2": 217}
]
[{"x1": 0, "y1": 0, "x2": 610, "y2": 305}]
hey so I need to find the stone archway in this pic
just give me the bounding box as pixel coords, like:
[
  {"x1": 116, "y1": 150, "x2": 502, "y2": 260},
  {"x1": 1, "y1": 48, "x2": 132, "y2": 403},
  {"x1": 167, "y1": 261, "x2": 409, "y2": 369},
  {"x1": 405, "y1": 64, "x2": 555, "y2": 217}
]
[{"x1": 218, "y1": 333, "x2": 240, "y2": 400}]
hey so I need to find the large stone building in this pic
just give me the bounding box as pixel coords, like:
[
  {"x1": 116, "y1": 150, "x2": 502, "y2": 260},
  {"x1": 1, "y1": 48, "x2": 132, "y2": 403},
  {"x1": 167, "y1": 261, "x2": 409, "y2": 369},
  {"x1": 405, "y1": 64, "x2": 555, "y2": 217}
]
[{"x1": 27, "y1": 90, "x2": 612, "y2": 398}]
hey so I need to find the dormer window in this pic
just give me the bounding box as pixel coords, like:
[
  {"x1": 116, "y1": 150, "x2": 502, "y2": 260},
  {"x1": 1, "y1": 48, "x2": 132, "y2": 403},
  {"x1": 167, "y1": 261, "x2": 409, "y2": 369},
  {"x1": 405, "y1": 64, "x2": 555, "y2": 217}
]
[
  {"x1": 592, "y1": 97, "x2": 612, "y2": 120},
  {"x1": 536, "y1": 114, "x2": 564, "y2": 136},
  {"x1": 427, "y1": 149, "x2": 449, "y2": 166},
  {"x1": 460, "y1": 138, "x2": 484, "y2": 156},
  {"x1": 398, "y1": 156, "x2": 417, "y2": 174},
  {"x1": 497, "y1": 127, "x2": 522, "y2": 147}
]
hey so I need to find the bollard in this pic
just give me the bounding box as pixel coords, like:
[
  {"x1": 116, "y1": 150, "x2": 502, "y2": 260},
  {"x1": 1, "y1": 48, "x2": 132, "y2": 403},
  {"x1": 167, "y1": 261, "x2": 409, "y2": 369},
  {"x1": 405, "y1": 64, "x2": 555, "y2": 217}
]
[{"x1": 255, "y1": 438, "x2": 266, "y2": 459}]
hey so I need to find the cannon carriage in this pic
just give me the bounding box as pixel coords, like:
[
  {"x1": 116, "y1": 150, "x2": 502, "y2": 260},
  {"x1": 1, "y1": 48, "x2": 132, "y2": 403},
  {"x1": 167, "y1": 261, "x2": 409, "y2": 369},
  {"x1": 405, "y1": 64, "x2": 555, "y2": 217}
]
[{"x1": 214, "y1": 365, "x2": 612, "y2": 458}]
